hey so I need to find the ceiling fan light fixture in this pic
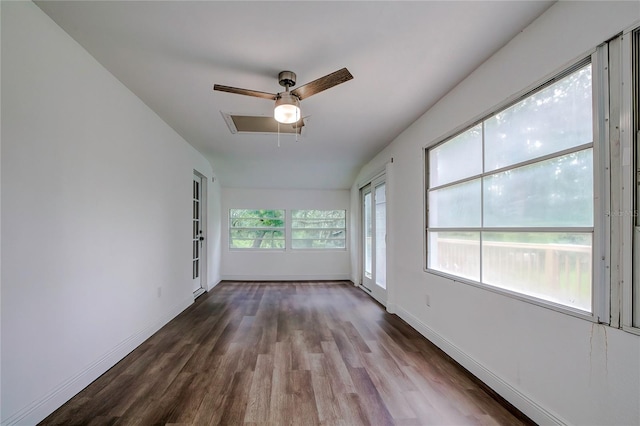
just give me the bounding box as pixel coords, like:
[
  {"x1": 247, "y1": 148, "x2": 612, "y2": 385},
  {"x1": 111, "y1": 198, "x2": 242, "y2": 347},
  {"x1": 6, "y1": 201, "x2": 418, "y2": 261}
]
[
  {"x1": 274, "y1": 93, "x2": 300, "y2": 124},
  {"x1": 214, "y1": 67, "x2": 353, "y2": 125}
]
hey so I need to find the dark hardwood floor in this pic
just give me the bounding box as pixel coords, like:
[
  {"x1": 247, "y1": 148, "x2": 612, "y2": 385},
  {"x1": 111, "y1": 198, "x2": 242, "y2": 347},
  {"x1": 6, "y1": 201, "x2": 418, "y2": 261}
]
[{"x1": 41, "y1": 281, "x2": 533, "y2": 425}]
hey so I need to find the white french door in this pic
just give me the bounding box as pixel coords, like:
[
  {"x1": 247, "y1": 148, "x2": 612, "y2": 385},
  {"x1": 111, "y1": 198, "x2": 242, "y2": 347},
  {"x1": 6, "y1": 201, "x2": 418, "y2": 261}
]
[
  {"x1": 362, "y1": 175, "x2": 387, "y2": 305},
  {"x1": 192, "y1": 174, "x2": 205, "y2": 297}
]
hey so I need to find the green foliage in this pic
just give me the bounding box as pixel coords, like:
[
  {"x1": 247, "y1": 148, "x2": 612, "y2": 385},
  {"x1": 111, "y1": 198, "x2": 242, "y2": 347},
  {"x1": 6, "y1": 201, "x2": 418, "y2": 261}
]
[{"x1": 291, "y1": 210, "x2": 346, "y2": 249}]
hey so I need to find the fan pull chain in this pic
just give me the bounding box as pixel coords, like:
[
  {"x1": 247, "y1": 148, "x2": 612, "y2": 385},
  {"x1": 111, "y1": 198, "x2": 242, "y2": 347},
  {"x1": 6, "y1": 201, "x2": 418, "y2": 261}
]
[{"x1": 277, "y1": 121, "x2": 280, "y2": 148}]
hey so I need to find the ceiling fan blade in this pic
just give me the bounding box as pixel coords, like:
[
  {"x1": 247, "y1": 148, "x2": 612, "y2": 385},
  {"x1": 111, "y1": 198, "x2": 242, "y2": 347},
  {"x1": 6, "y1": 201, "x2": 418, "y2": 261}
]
[
  {"x1": 213, "y1": 84, "x2": 277, "y2": 100},
  {"x1": 291, "y1": 68, "x2": 353, "y2": 100}
]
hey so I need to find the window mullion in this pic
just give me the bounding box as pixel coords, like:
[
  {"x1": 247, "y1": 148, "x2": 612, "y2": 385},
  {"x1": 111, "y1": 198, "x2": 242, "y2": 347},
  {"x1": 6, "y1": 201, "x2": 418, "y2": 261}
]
[
  {"x1": 622, "y1": 28, "x2": 639, "y2": 332},
  {"x1": 480, "y1": 121, "x2": 485, "y2": 284},
  {"x1": 286, "y1": 209, "x2": 291, "y2": 251},
  {"x1": 593, "y1": 42, "x2": 613, "y2": 324}
]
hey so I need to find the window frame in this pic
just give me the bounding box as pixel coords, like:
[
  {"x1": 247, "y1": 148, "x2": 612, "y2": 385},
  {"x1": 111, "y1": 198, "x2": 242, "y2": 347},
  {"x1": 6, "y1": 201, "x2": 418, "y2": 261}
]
[
  {"x1": 290, "y1": 209, "x2": 348, "y2": 250},
  {"x1": 423, "y1": 50, "x2": 609, "y2": 322},
  {"x1": 622, "y1": 26, "x2": 640, "y2": 335},
  {"x1": 227, "y1": 208, "x2": 349, "y2": 251}
]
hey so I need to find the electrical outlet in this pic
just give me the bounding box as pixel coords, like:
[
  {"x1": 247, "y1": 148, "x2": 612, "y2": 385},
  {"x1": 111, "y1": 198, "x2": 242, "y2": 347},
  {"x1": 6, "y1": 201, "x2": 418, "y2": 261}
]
[{"x1": 157, "y1": 287, "x2": 162, "y2": 298}]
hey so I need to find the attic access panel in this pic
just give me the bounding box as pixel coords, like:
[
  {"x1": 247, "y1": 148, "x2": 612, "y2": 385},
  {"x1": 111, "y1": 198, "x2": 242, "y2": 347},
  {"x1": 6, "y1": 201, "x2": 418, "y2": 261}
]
[{"x1": 221, "y1": 112, "x2": 305, "y2": 135}]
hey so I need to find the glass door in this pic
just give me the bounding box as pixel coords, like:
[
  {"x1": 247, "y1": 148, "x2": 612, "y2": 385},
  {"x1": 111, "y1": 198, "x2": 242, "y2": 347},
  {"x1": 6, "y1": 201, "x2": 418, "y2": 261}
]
[
  {"x1": 362, "y1": 175, "x2": 387, "y2": 305},
  {"x1": 192, "y1": 174, "x2": 205, "y2": 298}
]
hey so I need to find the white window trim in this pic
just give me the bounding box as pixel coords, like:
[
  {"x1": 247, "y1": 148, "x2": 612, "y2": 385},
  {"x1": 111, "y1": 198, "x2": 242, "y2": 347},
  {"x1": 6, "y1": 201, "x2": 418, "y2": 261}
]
[{"x1": 592, "y1": 42, "x2": 611, "y2": 324}]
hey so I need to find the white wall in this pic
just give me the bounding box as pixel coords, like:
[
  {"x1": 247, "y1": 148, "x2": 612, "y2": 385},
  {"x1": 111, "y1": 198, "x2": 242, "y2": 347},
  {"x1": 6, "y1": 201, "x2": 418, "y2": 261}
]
[
  {"x1": 222, "y1": 188, "x2": 350, "y2": 281},
  {"x1": 353, "y1": 2, "x2": 640, "y2": 425},
  {"x1": 209, "y1": 176, "x2": 223, "y2": 289},
  {"x1": 0, "y1": 2, "x2": 220, "y2": 424}
]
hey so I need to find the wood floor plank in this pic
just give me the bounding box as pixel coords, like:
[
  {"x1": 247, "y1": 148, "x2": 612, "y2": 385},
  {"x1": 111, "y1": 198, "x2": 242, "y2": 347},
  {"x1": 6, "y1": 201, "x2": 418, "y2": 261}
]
[
  {"x1": 403, "y1": 390, "x2": 447, "y2": 425},
  {"x1": 330, "y1": 327, "x2": 365, "y2": 369},
  {"x1": 190, "y1": 391, "x2": 226, "y2": 426},
  {"x1": 86, "y1": 415, "x2": 119, "y2": 426},
  {"x1": 267, "y1": 341, "x2": 292, "y2": 425},
  {"x1": 309, "y1": 353, "x2": 341, "y2": 424},
  {"x1": 40, "y1": 281, "x2": 534, "y2": 426},
  {"x1": 204, "y1": 342, "x2": 243, "y2": 397},
  {"x1": 361, "y1": 351, "x2": 417, "y2": 421},
  {"x1": 319, "y1": 340, "x2": 358, "y2": 395},
  {"x1": 347, "y1": 366, "x2": 395, "y2": 425},
  {"x1": 342, "y1": 320, "x2": 373, "y2": 354},
  {"x1": 217, "y1": 371, "x2": 253, "y2": 424},
  {"x1": 137, "y1": 371, "x2": 197, "y2": 425},
  {"x1": 402, "y1": 364, "x2": 475, "y2": 425},
  {"x1": 286, "y1": 369, "x2": 320, "y2": 425},
  {"x1": 291, "y1": 329, "x2": 311, "y2": 371},
  {"x1": 336, "y1": 392, "x2": 371, "y2": 426},
  {"x1": 243, "y1": 354, "x2": 273, "y2": 423}
]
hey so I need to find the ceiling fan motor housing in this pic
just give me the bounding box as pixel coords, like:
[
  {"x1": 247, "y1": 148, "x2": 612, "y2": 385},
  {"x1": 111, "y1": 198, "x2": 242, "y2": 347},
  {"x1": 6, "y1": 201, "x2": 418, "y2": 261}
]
[{"x1": 278, "y1": 71, "x2": 296, "y2": 88}]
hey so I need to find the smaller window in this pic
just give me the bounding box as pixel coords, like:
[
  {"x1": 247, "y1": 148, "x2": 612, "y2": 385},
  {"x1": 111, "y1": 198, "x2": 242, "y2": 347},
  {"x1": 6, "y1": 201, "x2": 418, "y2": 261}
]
[
  {"x1": 291, "y1": 210, "x2": 346, "y2": 249},
  {"x1": 229, "y1": 209, "x2": 285, "y2": 249}
]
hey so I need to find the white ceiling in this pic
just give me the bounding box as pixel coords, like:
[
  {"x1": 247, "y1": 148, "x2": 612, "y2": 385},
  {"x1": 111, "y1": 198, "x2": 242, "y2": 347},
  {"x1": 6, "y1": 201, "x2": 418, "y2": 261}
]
[{"x1": 36, "y1": 1, "x2": 554, "y2": 190}]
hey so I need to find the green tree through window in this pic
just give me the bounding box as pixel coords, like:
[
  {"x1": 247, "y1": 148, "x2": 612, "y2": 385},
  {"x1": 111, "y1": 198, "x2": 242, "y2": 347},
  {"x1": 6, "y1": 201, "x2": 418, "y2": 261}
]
[
  {"x1": 229, "y1": 209, "x2": 285, "y2": 249},
  {"x1": 291, "y1": 210, "x2": 346, "y2": 249}
]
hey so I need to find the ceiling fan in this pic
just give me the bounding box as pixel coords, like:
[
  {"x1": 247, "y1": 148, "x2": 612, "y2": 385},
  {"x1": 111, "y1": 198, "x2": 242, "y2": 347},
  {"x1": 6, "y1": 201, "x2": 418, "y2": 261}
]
[{"x1": 213, "y1": 68, "x2": 353, "y2": 124}]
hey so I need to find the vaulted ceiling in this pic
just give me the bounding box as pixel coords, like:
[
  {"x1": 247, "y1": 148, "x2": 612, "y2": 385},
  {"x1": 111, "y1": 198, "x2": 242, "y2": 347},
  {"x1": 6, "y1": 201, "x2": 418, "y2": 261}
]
[{"x1": 36, "y1": 1, "x2": 555, "y2": 189}]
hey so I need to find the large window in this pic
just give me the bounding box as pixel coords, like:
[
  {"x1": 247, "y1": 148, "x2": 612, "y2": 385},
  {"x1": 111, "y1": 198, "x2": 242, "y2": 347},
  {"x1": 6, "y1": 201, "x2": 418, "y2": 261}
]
[
  {"x1": 426, "y1": 62, "x2": 595, "y2": 313},
  {"x1": 229, "y1": 209, "x2": 285, "y2": 249},
  {"x1": 291, "y1": 210, "x2": 346, "y2": 249},
  {"x1": 229, "y1": 209, "x2": 347, "y2": 250}
]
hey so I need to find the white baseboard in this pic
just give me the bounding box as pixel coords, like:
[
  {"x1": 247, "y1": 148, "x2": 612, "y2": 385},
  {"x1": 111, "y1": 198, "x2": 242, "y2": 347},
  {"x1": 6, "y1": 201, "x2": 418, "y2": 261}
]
[
  {"x1": 221, "y1": 274, "x2": 351, "y2": 282},
  {"x1": 393, "y1": 306, "x2": 567, "y2": 426},
  {"x1": 3, "y1": 296, "x2": 193, "y2": 426},
  {"x1": 386, "y1": 302, "x2": 398, "y2": 314}
]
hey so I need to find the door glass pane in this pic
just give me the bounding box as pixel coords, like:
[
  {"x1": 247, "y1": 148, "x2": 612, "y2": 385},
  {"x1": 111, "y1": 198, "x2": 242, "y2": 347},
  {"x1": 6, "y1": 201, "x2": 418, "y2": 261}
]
[
  {"x1": 485, "y1": 64, "x2": 592, "y2": 171},
  {"x1": 375, "y1": 184, "x2": 386, "y2": 289},
  {"x1": 192, "y1": 178, "x2": 200, "y2": 280},
  {"x1": 483, "y1": 149, "x2": 593, "y2": 227},
  {"x1": 364, "y1": 191, "x2": 372, "y2": 278},
  {"x1": 428, "y1": 231, "x2": 480, "y2": 281},
  {"x1": 482, "y1": 232, "x2": 592, "y2": 311}
]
